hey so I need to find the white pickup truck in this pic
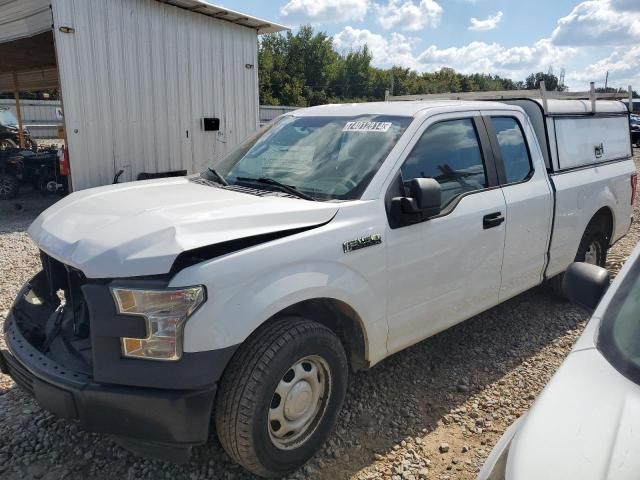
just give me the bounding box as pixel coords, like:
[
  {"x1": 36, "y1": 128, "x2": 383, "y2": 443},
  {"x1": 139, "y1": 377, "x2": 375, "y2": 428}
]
[{"x1": 0, "y1": 97, "x2": 635, "y2": 477}]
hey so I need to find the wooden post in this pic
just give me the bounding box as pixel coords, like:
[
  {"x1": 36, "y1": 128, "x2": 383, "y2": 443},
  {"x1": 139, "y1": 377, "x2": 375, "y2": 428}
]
[
  {"x1": 539, "y1": 80, "x2": 548, "y2": 114},
  {"x1": 12, "y1": 72, "x2": 25, "y2": 149}
]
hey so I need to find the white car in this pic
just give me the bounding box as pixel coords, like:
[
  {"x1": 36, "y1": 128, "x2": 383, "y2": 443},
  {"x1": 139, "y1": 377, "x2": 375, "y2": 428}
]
[
  {"x1": 478, "y1": 243, "x2": 640, "y2": 480},
  {"x1": 0, "y1": 99, "x2": 636, "y2": 477}
]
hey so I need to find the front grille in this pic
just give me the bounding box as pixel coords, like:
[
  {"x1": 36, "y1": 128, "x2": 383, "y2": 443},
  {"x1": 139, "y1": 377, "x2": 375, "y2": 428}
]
[
  {"x1": 37, "y1": 251, "x2": 93, "y2": 372},
  {"x1": 3, "y1": 351, "x2": 35, "y2": 397}
]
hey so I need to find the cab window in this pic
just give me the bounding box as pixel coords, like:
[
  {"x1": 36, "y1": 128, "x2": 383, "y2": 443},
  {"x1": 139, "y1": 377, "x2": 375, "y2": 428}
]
[
  {"x1": 401, "y1": 118, "x2": 487, "y2": 207},
  {"x1": 491, "y1": 117, "x2": 533, "y2": 184}
]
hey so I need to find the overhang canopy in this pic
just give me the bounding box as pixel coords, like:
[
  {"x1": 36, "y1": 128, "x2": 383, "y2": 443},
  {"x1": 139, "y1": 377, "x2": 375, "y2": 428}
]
[
  {"x1": 0, "y1": 0, "x2": 287, "y2": 44},
  {"x1": 158, "y1": 0, "x2": 289, "y2": 33},
  {"x1": 0, "y1": 0, "x2": 51, "y2": 44}
]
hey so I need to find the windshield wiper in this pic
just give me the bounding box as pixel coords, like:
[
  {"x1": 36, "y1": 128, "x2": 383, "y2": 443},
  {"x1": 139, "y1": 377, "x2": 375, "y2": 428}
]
[
  {"x1": 207, "y1": 167, "x2": 229, "y2": 186},
  {"x1": 235, "y1": 176, "x2": 316, "y2": 201}
]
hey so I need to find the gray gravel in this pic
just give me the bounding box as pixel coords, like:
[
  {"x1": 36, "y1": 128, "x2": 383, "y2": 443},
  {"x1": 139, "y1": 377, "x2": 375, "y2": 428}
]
[{"x1": 1, "y1": 153, "x2": 639, "y2": 480}]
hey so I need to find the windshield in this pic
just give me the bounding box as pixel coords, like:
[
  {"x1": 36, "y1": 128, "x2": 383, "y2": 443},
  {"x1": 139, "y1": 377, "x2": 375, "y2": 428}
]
[
  {"x1": 209, "y1": 114, "x2": 412, "y2": 201},
  {"x1": 0, "y1": 108, "x2": 17, "y2": 126},
  {"x1": 598, "y1": 256, "x2": 640, "y2": 384}
]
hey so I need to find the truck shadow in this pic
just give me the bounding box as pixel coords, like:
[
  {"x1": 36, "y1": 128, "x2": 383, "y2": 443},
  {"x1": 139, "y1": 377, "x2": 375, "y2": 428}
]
[
  {"x1": 0, "y1": 285, "x2": 588, "y2": 480},
  {"x1": 0, "y1": 190, "x2": 58, "y2": 234}
]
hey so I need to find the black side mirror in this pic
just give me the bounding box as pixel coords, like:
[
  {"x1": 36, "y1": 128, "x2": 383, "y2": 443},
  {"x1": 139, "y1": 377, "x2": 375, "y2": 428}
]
[
  {"x1": 404, "y1": 178, "x2": 441, "y2": 217},
  {"x1": 391, "y1": 178, "x2": 441, "y2": 226},
  {"x1": 563, "y1": 262, "x2": 610, "y2": 311}
]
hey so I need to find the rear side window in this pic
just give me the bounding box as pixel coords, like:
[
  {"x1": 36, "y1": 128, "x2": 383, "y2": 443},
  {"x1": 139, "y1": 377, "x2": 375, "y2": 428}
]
[
  {"x1": 492, "y1": 117, "x2": 532, "y2": 184},
  {"x1": 401, "y1": 118, "x2": 487, "y2": 207}
]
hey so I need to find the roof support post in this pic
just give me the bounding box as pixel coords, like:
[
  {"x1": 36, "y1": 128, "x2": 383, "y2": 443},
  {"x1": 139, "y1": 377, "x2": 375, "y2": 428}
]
[
  {"x1": 12, "y1": 71, "x2": 25, "y2": 149},
  {"x1": 629, "y1": 85, "x2": 634, "y2": 113},
  {"x1": 590, "y1": 81, "x2": 596, "y2": 114}
]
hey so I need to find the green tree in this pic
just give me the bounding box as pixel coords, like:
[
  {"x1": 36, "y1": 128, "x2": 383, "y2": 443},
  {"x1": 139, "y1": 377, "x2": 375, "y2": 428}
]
[{"x1": 525, "y1": 72, "x2": 566, "y2": 91}]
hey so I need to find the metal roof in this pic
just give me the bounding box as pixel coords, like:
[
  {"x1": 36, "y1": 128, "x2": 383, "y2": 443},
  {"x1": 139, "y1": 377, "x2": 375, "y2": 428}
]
[{"x1": 158, "y1": 0, "x2": 289, "y2": 33}]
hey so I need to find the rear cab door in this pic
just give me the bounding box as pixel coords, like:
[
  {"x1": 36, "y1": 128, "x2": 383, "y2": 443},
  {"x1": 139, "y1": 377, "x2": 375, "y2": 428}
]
[{"x1": 479, "y1": 107, "x2": 554, "y2": 301}]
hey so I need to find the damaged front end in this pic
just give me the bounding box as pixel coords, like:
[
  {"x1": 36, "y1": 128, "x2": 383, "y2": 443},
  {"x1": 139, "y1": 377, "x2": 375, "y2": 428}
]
[
  {"x1": 12, "y1": 253, "x2": 93, "y2": 378},
  {"x1": 0, "y1": 252, "x2": 234, "y2": 461}
]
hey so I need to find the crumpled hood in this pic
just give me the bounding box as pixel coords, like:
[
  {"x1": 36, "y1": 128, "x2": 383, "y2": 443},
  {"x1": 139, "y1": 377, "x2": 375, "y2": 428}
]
[
  {"x1": 506, "y1": 319, "x2": 640, "y2": 480},
  {"x1": 29, "y1": 177, "x2": 338, "y2": 278}
]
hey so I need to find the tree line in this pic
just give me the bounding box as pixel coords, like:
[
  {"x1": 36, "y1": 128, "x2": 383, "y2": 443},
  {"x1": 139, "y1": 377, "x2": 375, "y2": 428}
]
[{"x1": 259, "y1": 26, "x2": 569, "y2": 107}]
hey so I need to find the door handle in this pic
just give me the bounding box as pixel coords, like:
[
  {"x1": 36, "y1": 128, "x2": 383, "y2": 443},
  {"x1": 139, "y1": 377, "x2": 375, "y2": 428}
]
[{"x1": 483, "y1": 212, "x2": 505, "y2": 229}]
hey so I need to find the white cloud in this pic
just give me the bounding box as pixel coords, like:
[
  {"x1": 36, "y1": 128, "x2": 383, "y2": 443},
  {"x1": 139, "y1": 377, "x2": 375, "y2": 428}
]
[
  {"x1": 374, "y1": 0, "x2": 443, "y2": 31},
  {"x1": 280, "y1": 0, "x2": 369, "y2": 24},
  {"x1": 551, "y1": 0, "x2": 640, "y2": 46},
  {"x1": 333, "y1": 27, "x2": 574, "y2": 81},
  {"x1": 566, "y1": 46, "x2": 640, "y2": 90},
  {"x1": 468, "y1": 11, "x2": 503, "y2": 31},
  {"x1": 333, "y1": 27, "x2": 421, "y2": 69},
  {"x1": 417, "y1": 38, "x2": 574, "y2": 77}
]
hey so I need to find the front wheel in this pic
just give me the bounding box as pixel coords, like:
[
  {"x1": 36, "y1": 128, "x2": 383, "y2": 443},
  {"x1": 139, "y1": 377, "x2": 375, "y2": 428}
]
[{"x1": 215, "y1": 317, "x2": 348, "y2": 478}]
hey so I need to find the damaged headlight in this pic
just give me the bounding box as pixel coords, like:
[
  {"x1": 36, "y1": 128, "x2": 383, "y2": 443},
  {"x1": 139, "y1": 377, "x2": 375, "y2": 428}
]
[{"x1": 111, "y1": 286, "x2": 205, "y2": 361}]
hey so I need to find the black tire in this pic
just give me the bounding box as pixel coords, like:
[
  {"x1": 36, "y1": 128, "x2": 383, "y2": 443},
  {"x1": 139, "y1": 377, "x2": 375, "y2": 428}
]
[
  {"x1": 215, "y1": 317, "x2": 348, "y2": 478},
  {"x1": 574, "y1": 221, "x2": 608, "y2": 267},
  {"x1": 0, "y1": 173, "x2": 19, "y2": 200},
  {"x1": 549, "y1": 219, "x2": 609, "y2": 296},
  {"x1": 0, "y1": 138, "x2": 17, "y2": 151}
]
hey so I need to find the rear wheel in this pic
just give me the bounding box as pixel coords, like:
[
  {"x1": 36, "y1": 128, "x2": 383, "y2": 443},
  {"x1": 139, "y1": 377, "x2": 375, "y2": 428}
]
[
  {"x1": 575, "y1": 222, "x2": 608, "y2": 267},
  {"x1": 215, "y1": 317, "x2": 348, "y2": 478},
  {"x1": 550, "y1": 219, "x2": 609, "y2": 296}
]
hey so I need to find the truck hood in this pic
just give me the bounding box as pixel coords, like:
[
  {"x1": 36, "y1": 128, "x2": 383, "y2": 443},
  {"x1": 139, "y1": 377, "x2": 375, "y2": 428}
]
[
  {"x1": 506, "y1": 321, "x2": 640, "y2": 480},
  {"x1": 28, "y1": 177, "x2": 339, "y2": 278}
]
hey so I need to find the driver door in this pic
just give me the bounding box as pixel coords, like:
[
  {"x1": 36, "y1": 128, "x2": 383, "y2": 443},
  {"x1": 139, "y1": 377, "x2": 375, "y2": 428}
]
[{"x1": 385, "y1": 112, "x2": 507, "y2": 354}]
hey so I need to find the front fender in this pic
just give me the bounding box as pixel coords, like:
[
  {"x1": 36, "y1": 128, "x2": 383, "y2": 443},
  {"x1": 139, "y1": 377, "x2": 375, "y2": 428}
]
[{"x1": 179, "y1": 260, "x2": 387, "y2": 366}]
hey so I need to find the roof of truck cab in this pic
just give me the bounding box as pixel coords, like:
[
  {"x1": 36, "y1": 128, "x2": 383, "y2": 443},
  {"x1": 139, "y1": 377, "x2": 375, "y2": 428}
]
[{"x1": 290, "y1": 100, "x2": 519, "y2": 117}]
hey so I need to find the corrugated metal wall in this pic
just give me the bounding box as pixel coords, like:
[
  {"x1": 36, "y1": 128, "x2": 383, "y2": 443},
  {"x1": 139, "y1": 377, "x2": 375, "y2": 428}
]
[
  {"x1": 0, "y1": 99, "x2": 62, "y2": 138},
  {"x1": 259, "y1": 105, "x2": 299, "y2": 125},
  {"x1": 51, "y1": 0, "x2": 259, "y2": 190}
]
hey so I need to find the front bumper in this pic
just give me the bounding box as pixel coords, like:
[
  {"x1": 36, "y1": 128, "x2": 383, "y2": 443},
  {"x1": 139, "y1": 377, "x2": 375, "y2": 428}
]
[
  {"x1": 1, "y1": 312, "x2": 215, "y2": 452},
  {"x1": 0, "y1": 268, "x2": 238, "y2": 460}
]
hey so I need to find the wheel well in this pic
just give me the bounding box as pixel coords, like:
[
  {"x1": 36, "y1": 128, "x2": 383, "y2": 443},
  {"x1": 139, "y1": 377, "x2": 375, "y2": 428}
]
[
  {"x1": 589, "y1": 207, "x2": 614, "y2": 244},
  {"x1": 272, "y1": 298, "x2": 369, "y2": 372}
]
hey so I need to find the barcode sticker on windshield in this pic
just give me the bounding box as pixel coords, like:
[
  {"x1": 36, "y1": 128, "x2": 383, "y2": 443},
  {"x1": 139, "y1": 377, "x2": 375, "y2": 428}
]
[{"x1": 342, "y1": 121, "x2": 392, "y2": 133}]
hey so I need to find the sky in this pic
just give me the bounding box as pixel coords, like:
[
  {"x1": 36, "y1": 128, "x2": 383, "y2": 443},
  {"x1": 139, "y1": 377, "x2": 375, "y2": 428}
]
[{"x1": 218, "y1": 0, "x2": 640, "y2": 92}]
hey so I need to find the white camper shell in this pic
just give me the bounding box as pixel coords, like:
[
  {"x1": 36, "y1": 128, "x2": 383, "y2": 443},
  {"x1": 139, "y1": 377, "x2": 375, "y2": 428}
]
[{"x1": 504, "y1": 99, "x2": 631, "y2": 171}]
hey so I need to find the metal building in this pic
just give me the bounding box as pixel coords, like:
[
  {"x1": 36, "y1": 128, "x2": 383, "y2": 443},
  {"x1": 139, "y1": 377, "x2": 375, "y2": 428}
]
[{"x1": 0, "y1": 0, "x2": 286, "y2": 190}]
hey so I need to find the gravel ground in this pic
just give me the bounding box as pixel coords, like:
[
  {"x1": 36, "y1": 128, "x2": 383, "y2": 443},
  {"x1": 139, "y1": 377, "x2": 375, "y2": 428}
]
[{"x1": 1, "y1": 153, "x2": 639, "y2": 480}]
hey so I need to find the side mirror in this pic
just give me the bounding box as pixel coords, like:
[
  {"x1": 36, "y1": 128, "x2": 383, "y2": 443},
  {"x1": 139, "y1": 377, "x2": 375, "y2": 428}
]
[
  {"x1": 402, "y1": 178, "x2": 441, "y2": 217},
  {"x1": 390, "y1": 177, "x2": 441, "y2": 227},
  {"x1": 562, "y1": 262, "x2": 610, "y2": 311}
]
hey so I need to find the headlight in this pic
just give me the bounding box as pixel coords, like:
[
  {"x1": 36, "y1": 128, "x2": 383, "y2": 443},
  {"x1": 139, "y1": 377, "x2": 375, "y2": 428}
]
[{"x1": 111, "y1": 286, "x2": 205, "y2": 361}]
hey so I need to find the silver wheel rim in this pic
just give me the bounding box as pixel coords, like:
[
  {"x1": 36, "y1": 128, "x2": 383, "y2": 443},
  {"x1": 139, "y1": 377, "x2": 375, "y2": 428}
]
[
  {"x1": 268, "y1": 355, "x2": 332, "y2": 450},
  {"x1": 584, "y1": 241, "x2": 600, "y2": 265}
]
